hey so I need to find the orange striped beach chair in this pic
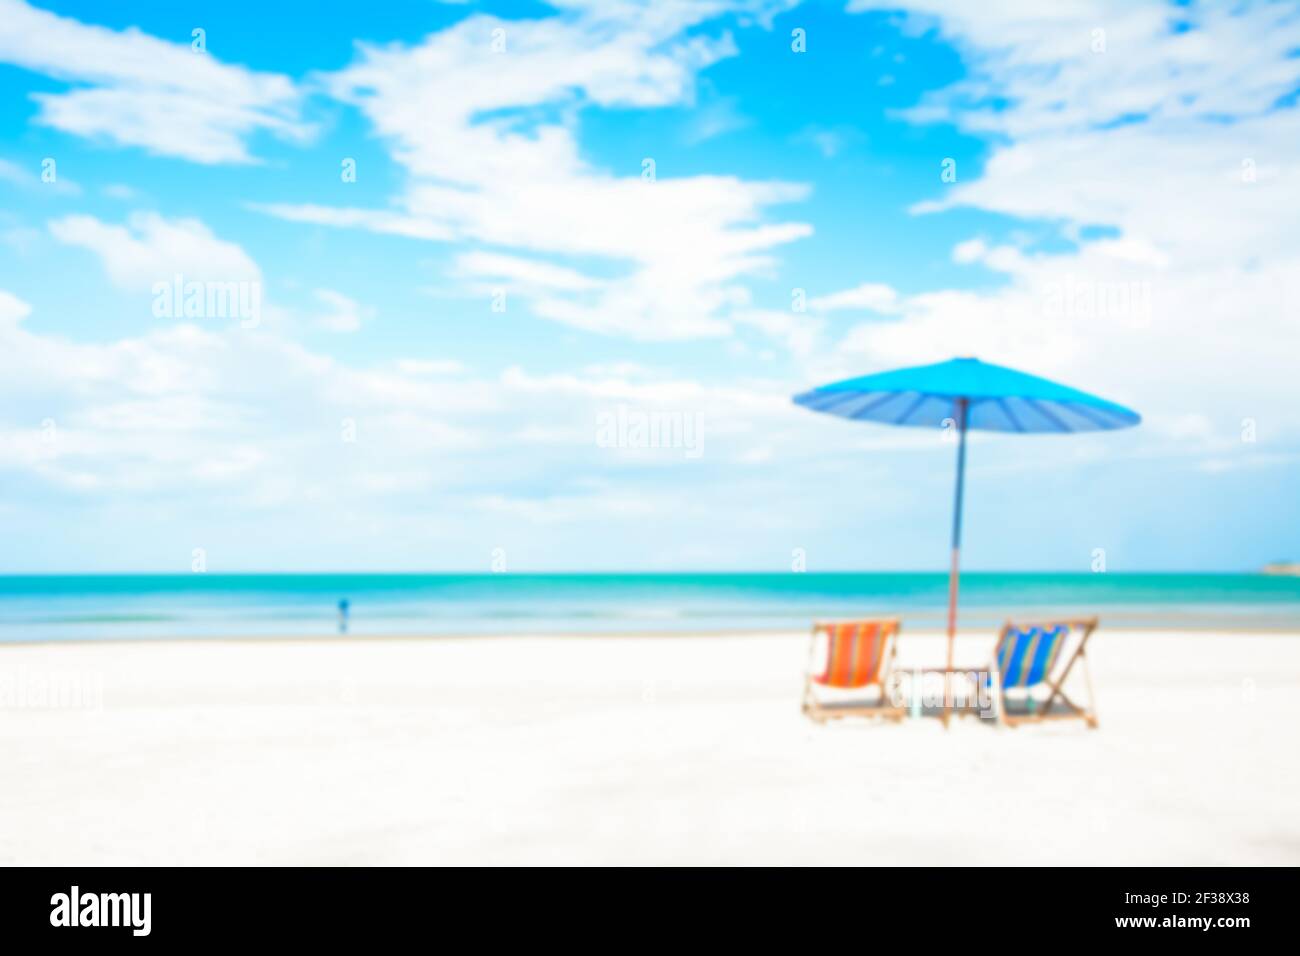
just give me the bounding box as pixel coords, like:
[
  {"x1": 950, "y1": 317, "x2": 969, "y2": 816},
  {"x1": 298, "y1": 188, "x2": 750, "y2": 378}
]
[
  {"x1": 801, "y1": 618, "x2": 905, "y2": 723},
  {"x1": 988, "y1": 616, "x2": 1099, "y2": 728}
]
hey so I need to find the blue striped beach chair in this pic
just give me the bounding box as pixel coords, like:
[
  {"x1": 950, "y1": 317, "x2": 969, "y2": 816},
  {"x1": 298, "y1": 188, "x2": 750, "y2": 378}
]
[{"x1": 989, "y1": 617, "x2": 1099, "y2": 728}]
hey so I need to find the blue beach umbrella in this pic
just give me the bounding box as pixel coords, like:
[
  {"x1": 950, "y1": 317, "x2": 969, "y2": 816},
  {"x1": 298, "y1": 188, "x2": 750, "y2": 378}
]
[{"x1": 793, "y1": 357, "x2": 1140, "y2": 696}]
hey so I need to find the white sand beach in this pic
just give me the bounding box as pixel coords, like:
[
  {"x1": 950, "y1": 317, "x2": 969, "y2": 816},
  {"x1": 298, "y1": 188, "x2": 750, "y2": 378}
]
[{"x1": 3, "y1": 629, "x2": 1299, "y2": 866}]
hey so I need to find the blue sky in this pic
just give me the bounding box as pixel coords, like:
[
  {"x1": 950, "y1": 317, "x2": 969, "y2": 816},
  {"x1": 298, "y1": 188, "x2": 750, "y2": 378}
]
[{"x1": 0, "y1": 0, "x2": 1297, "y2": 573}]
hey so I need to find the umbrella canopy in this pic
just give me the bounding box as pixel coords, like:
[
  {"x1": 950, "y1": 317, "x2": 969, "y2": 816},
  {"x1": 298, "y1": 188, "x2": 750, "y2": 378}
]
[
  {"x1": 793, "y1": 356, "x2": 1140, "y2": 722},
  {"x1": 792, "y1": 357, "x2": 1140, "y2": 433}
]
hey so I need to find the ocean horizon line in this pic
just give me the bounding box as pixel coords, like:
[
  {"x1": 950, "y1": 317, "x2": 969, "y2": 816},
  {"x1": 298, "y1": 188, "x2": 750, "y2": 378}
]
[
  {"x1": 2, "y1": 570, "x2": 1298, "y2": 642},
  {"x1": 0, "y1": 569, "x2": 1282, "y2": 578}
]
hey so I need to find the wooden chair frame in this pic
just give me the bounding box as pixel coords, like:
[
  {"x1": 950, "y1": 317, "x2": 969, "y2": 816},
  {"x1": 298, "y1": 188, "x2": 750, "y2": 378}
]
[
  {"x1": 801, "y1": 618, "x2": 906, "y2": 723},
  {"x1": 988, "y1": 616, "x2": 1099, "y2": 728}
]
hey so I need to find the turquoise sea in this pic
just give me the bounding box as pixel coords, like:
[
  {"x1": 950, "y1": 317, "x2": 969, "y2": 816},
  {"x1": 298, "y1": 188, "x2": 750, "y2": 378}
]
[{"x1": 1, "y1": 573, "x2": 1299, "y2": 642}]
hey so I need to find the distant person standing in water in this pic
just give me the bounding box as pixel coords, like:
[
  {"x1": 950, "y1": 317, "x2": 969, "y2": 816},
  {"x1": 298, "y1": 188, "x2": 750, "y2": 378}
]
[{"x1": 338, "y1": 598, "x2": 350, "y2": 634}]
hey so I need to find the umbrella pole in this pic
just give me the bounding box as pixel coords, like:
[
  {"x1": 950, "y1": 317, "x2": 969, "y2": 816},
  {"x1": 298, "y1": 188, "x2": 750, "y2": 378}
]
[{"x1": 944, "y1": 398, "x2": 969, "y2": 727}]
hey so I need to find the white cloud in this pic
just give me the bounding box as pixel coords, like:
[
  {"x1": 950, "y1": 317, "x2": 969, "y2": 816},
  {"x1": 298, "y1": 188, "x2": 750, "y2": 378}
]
[
  {"x1": 0, "y1": 157, "x2": 24, "y2": 187},
  {"x1": 731, "y1": 309, "x2": 822, "y2": 358},
  {"x1": 0, "y1": 288, "x2": 32, "y2": 324},
  {"x1": 0, "y1": 155, "x2": 80, "y2": 195},
  {"x1": 0, "y1": 290, "x2": 493, "y2": 496},
  {"x1": 396, "y1": 359, "x2": 465, "y2": 376},
  {"x1": 681, "y1": 95, "x2": 750, "y2": 144},
  {"x1": 48, "y1": 212, "x2": 261, "y2": 292},
  {"x1": 312, "y1": 289, "x2": 375, "y2": 333},
  {"x1": 834, "y1": 0, "x2": 1300, "y2": 454},
  {"x1": 858, "y1": 2, "x2": 1300, "y2": 137},
  {"x1": 500, "y1": 364, "x2": 788, "y2": 417},
  {"x1": 8, "y1": 1, "x2": 1295, "y2": 571},
  {"x1": 0, "y1": 289, "x2": 829, "y2": 563},
  {"x1": 455, "y1": 251, "x2": 604, "y2": 293},
  {"x1": 808, "y1": 282, "x2": 901, "y2": 313},
  {"x1": 101, "y1": 183, "x2": 138, "y2": 201},
  {"x1": 257, "y1": 3, "x2": 811, "y2": 342},
  {"x1": 793, "y1": 124, "x2": 863, "y2": 159},
  {"x1": 0, "y1": 0, "x2": 310, "y2": 163},
  {"x1": 3, "y1": 271, "x2": 1284, "y2": 569},
  {"x1": 249, "y1": 203, "x2": 454, "y2": 241}
]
